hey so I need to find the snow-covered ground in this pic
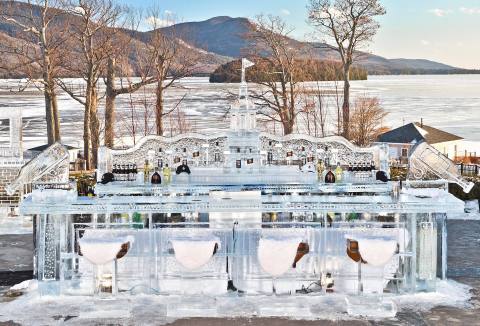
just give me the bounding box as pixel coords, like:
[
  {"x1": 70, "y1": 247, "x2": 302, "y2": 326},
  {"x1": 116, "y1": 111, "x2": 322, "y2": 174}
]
[
  {"x1": 0, "y1": 208, "x2": 32, "y2": 235},
  {"x1": 0, "y1": 279, "x2": 471, "y2": 324}
]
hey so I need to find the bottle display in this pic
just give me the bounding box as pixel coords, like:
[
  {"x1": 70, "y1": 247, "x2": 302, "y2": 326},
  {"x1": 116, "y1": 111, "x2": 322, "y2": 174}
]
[
  {"x1": 144, "y1": 159, "x2": 151, "y2": 183},
  {"x1": 176, "y1": 160, "x2": 191, "y2": 175},
  {"x1": 334, "y1": 162, "x2": 343, "y2": 183},
  {"x1": 316, "y1": 160, "x2": 324, "y2": 181},
  {"x1": 325, "y1": 163, "x2": 336, "y2": 183},
  {"x1": 151, "y1": 168, "x2": 162, "y2": 184},
  {"x1": 163, "y1": 164, "x2": 172, "y2": 184}
]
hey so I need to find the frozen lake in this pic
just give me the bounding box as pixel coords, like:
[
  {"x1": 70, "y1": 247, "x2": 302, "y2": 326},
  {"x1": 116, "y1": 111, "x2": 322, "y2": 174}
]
[{"x1": 0, "y1": 75, "x2": 479, "y2": 150}]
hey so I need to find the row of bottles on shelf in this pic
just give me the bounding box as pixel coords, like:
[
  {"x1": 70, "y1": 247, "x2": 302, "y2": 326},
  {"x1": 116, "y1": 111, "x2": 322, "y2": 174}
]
[
  {"x1": 316, "y1": 160, "x2": 377, "y2": 184},
  {"x1": 112, "y1": 164, "x2": 138, "y2": 181},
  {"x1": 111, "y1": 159, "x2": 192, "y2": 185}
]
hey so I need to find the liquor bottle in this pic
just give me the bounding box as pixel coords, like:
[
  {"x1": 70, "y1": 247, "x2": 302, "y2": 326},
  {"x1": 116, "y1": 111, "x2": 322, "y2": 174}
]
[
  {"x1": 133, "y1": 164, "x2": 138, "y2": 180},
  {"x1": 316, "y1": 160, "x2": 325, "y2": 181},
  {"x1": 162, "y1": 163, "x2": 171, "y2": 184},
  {"x1": 143, "y1": 159, "x2": 151, "y2": 183},
  {"x1": 128, "y1": 163, "x2": 133, "y2": 181},
  {"x1": 112, "y1": 164, "x2": 118, "y2": 181},
  {"x1": 151, "y1": 168, "x2": 162, "y2": 184},
  {"x1": 267, "y1": 152, "x2": 273, "y2": 165},
  {"x1": 346, "y1": 163, "x2": 353, "y2": 182},
  {"x1": 87, "y1": 185, "x2": 95, "y2": 197},
  {"x1": 120, "y1": 164, "x2": 126, "y2": 181},
  {"x1": 334, "y1": 162, "x2": 343, "y2": 183},
  {"x1": 325, "y1": 169, "x2": 336, "y2": 184}
]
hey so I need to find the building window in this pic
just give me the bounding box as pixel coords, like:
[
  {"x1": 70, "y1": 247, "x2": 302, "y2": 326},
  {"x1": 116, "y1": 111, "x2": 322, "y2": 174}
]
[{"x1": 401, "y1": 148, "x2": 408, "y2": 157}]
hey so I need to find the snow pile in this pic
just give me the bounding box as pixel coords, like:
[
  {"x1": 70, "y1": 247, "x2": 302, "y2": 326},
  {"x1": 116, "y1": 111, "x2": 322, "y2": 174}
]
[
  {"x1": 394, "y1": 279, "x2": 472, "y2": 311},
  {"x1": 449, "y1": 201, "x2": 480, "y2": 220},
  {"x1": 0, "y1": 279, "x2": 472, "y2": 324},
  {"x1": 10, "y1": 279, "x2": 37, "y2": 292},
  {"x1": 0, "y1": 209, "x2": 32, "y2": 235}
]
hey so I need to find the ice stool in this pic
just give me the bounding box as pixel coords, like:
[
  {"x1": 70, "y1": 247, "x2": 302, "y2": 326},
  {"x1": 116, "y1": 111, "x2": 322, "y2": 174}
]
[
  {"x1": 79, "y1": 233, "x2": 134, "y2": 298},
  {"x1": 257, "y1": 234, "x2": 309, "y2": 294},
  {"x1": 345, "y1": 236, "x2": 398, "y2": 318}
]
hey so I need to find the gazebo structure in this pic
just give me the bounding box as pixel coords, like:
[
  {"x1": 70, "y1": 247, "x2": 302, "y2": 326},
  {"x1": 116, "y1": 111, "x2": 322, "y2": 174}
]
[{"x1": 9, "y1": 61, "x2": 471, "y2": 318}]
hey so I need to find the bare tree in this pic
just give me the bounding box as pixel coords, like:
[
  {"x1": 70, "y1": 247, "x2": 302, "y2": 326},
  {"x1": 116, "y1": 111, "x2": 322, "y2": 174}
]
[
  {"x1": 147, "y1": 9, "x2": 198, "y2": 136},
  {"x1": 103, "y1": 11, "x2": 158, "y2": 148},
  {"x1": 349, "y1": 96, "x2": 388, "y2": 147},
  {"x1": 57, "y1": 0, "x2": 124, "y2": 168},
  {"x1": 300, "y1": 83, "x2": 328, "y2": 137},
  {"x1": 308, "y1": 0, "x2": 386, "y2": 139},
  {"x1": 246, "y1": 15, "x2": 303, "y2": 135},
  {"x1": 0, "y1": 0, "x2": 65, "y2": 144}
]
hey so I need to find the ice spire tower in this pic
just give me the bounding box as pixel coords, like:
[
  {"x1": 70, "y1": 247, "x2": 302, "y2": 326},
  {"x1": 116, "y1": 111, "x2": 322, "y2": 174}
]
[
  {"x1": 226, "y1": 58, "x2": 262, "y2": 170},
  {"x1": 229, "y1": 58, "x2": 257, "y2": 131}
]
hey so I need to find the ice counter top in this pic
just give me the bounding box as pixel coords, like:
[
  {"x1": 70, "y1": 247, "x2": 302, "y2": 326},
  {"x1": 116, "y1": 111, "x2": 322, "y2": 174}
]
[{"x1": 20, "y1": 181, "x2": 464, "y2": 215}]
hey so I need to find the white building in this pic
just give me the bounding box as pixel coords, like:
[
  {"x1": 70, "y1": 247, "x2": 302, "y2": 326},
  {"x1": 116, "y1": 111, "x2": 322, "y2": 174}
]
[{"x1": 376, "y1": 122, "x2": 464, "y2": 164}]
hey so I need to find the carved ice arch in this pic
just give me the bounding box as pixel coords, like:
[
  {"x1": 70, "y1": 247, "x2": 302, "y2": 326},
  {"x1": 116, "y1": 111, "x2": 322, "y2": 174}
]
[{"x1": 98, "y1": 132, "x2": 389, "y2": 180}]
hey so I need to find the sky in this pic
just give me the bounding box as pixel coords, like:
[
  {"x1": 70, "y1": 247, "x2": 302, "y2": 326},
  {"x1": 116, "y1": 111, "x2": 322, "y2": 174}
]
[{"x1": 118, "y1": 0, "x2": 480, "y2": 69}]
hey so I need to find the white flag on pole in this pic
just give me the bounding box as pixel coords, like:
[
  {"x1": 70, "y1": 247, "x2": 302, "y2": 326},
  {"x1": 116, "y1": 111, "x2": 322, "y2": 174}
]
[{"x1": 242, "y1": 58, "x2": 255, "y2": 69}]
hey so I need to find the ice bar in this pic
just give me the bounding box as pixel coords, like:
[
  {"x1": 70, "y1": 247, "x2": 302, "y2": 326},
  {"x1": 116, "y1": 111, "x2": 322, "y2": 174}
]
[{"x1": 10, "y1": 61, "x2": 468, "y2": 318}]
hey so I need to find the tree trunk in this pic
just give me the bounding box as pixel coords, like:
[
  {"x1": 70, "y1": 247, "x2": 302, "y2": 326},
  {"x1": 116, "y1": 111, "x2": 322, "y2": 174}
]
[
  {"x1": 83, "y1": 92, "x2": 91, "y2": 170},
  {"x1": 89, "y1": 86, "x2": 100, "y2": 168},
  {"x1": 44, "y1": 87, "x2": 55, "y2": 145},
  {"x1": 105, "y1": 57, "x2": 116, "y2": 148},
  {"x1": 155, "y1": 81, "x2": 164, "y2": 136},
  {"x1": 51, "y1": 90, "x2": 61, "y2": 141},
  {"x1": 342, "y1": 65, "x2": 351, "y2": 139},
  {"x1": 282, "y1": 118, "x2": 294, "y2": 135}
]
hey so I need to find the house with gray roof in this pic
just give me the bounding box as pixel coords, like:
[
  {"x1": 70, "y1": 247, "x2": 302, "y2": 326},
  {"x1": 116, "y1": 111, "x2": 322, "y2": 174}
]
[{"x1": 376, "y1": 121, "x2": 464, "y2": 164}]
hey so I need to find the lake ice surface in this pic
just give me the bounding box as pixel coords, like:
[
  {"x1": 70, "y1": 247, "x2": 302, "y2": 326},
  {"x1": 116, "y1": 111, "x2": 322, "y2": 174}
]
[{"x1": 0, "y1": 75, "x2": 479, "y2": 150}]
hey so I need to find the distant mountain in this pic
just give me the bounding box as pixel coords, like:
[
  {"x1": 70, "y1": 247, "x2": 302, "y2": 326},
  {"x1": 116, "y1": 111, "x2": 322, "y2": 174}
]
[
  {"x1": 160, "y1": 16, "x2": 468, "y2": 75},
  {"x1": 0, "y1": 1, "x2": 231, "y2": 78},
  {"x1": 0, "y1": 2, "x2": 474, "y2": 77},
  {"x1": 160, "y1": 16, "x2": 251, "y2": 58}
]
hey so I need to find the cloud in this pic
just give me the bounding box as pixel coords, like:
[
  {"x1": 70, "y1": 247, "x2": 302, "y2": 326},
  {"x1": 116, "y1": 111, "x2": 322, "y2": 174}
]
[
  {"x1": 145, "y1": 16, "x2": 175, "y2": 28},
  {"x1": 459, "y1": 7, "x2": 480, "y2": 14},
  {"x1": 280, "y1": 9, "x2": 291, "y2": 16},
  {"x1": 164, "y1": 10, "x2": 173, "y2": 16},
  {"x1": 429, "y1": 8, "x2": 452, "y2": 17},
  {"x1": 420, "y1": 40, "x2": 430, "y2": 46}
]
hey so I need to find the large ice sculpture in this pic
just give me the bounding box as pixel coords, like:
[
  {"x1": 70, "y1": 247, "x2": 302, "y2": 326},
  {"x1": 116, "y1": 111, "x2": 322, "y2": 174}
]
[
  {"x1": 6, "y1": 142, "x2": 69, "y2": 195},
  {"x1": 409, "y1": 141, "x2": 474, "y2": 193}
]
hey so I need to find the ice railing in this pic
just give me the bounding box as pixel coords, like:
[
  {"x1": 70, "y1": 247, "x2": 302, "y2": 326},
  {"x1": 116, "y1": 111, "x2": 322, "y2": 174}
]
[{"x1": 409, "y1": 142, "x2": 474, "y2": 193}]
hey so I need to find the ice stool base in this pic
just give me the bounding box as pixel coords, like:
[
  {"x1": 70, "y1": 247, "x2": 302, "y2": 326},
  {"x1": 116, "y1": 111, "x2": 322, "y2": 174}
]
[{"x1": 345, "y1": 296, "x2": 397, "y2": 318}]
